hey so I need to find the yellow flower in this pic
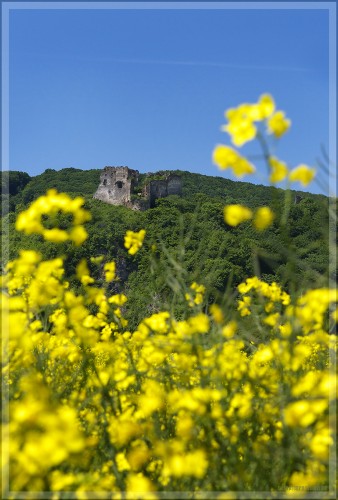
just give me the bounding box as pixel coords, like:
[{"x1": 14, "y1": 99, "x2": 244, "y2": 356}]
[
  {"x1": 164, "y1": 449, "x2": 208, "y2": 478},
  {"x1": 237, "y1": 295, "x2": 251, "y2": 317},
  {"x1": 253, "y1": 346, "x2": 274, "y2": 364},
  {"x1": 267, "y1": 111, "x2": 291, "y2": 137},
  {"x1": 116, "y1": 452, "x2": 131, "y2": 472},
  {"x1": 42, "y1": 228, "x2": 69, "y2": 243},
  {"x1": 279, "y1": 322, "x2": 292, "y2": 337},
  {"x1": 69, "y1": 225, "x2": 88, "y2": 246},
  {"x1": 221, "y1": 95, "x2": 276, "y2": 147},
  {"x1": 224, "y1": 204, "x2": 253, "y2": 227},
  {"x1": 175, "y1": 412, "x2": 194, "y2": 439},
  {"x1": 223, "y1": 114, "x2": 257, "y2": 147},
  {"x1": 127, "y1": 441, "x2": 150, "y2": 471},
  {"x1": 243, "y1": 94, "x2": 275, "y2": 121},
  {"x1": 212, "y1": 145, "x2": 238, "y2": 168},
  {"x1": 268, "y1": 156, "x2": 288, "y2": 183},
  {"x1": 90, "y1": 256, "x2": 104, "y2": 264},
  {"x1": 232, "y1": 157, "x2": 256, "y2": 178},
  {"x1": 185, "y1": 282, "x2": 205, "y2": 307},
  {"x1": 289, "y1": 164, "x2": 316, "y2": 186},
  {"x1": 137, "y1": 380, "x2": 165, "y2": 417},
  {"x1": 284, "y1": 399, "x2": 328, "y2": 427},
  {"x1": 209, "y1": 304, "x2": 224, "y2": 324},
  {"x1": 126, "y1": 473, "x2": 156, "y2": 499},
  {"x1": 124, "y1": 229, "x2": 146, "y2": 255},
  {"x1": 256, "y1": 93, "x2": 275, "y2": 119},
  {"x1": 310, "y1": 427, "x2": 334, "y2": 460},
  {"x1": 212, "y1": 145, "x2": 255, "y2": 178},
  {"x1": 229, "y1": 389, "x2": 253, "y2": 418},
  {"x1": 187, "y1": 313, "x2": 210, "y2": 334},
  {"x1": 15, "y1": 190, "x2": 90, "y2": 245},
  {"x1": 108, "y1": 293, "x2": 127, "y2": 306},
  {"x1": 237, "y1": 276, "x2": 261, "y2": 294},
  {"x1": 103, "y1": 261, "x2": 116, "y2": 282},
  {"x1": 222, "y1": 321, "x2": 237, "y2": 338},
  {"x1": 295, "y1": 288, "x2": 337, "y2": 334},
  {"x1": 140, "y1": 311, "x2": 171, "y2": 334},
  {"x1": 253, "y1": 206, "x2": 274, "y2": 231},
  {"x1": 264, "y1": 312, "x2": 280, "y2": 327},
  {"x1": 108, "y1": 417, "x2": 141, "y2": 447},
  {"x1": 76, "y1": 259, "x2": 94, "y2": 285}
]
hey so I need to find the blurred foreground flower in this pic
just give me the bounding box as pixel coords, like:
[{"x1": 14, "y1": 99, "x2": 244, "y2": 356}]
[
  {"x1": 15, "y1": 189, "x2": 91, "y2": 245},
  {"x1": 268, "y1": 156, "x2": 289, "y2": 184},
  {"x1": 212, "y1": 145, "x2": 256, "y2": 178},
  {"x1": 124, "y1": 229, "x2": 146, "y2": 255},
  {"x1": 267, "y1": 110, "x2": 291, "y2": 138},
  {"x1": 253, "y1": 206, "x2": 275, "y2": 231},
  {"x1": 289, "y1": 164, "x2": 316, "y2": 187},
  {"x1": 224, "y1": 204, "x2": 253, "y2": 227}
]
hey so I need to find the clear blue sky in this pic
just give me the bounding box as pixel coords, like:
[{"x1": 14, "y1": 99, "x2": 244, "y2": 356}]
[{"x1": 8, "y1": 4, "x2": 331, "y2": 194}]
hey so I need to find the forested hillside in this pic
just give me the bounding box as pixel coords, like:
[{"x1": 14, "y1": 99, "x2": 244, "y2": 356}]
[{"x1": 1, "y1": 167, "x2": 331, "y2": 327}]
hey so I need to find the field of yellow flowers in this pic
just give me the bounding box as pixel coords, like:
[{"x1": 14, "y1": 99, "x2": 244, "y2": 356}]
[{"x1": 1, "y1": 95, "x2": 337, "y2": 499}]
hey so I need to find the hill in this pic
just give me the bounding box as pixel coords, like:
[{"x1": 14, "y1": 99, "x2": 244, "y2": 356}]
[
  {"x1": 1, "y1": 167, "x2": 331, "y2": 327},
  {"x1": 1, "y1": 166, "x2": 326, "y2": 213}
]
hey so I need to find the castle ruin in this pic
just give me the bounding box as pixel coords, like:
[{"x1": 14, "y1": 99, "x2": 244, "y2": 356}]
[{"x1": 93, "y1": 166, "x2": 182, "y2": 210}]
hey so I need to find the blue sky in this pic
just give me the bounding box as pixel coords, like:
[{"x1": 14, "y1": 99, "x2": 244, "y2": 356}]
[{"x1": 7, "y1": 4, "x2": 333, "y2": 194}]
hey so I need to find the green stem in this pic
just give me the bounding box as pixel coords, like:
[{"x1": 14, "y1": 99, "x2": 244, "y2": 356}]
[{"x1": 255, "y1": 130, "x2": 271, "y2": 174}]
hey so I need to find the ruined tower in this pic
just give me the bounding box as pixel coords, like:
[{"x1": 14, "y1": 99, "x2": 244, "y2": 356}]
[
  {"x1": 143, "y1": 173, "x2": 182, "y2": 208},
  {"x1": 93, "y1": 166, "x2": 139, "y2": 206},
  {"x1": 93, "y1": 166, "x2": 182, "y2": 210}
]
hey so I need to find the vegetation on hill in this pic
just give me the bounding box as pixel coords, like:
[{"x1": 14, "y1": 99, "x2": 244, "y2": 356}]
[{"x1": 0, "y1": 166, "x2": 331, "y2": 327}]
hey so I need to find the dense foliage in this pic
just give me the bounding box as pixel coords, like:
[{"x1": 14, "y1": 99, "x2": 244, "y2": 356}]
[
  {"x1": 1, "y1": 166, "x2": 331, "y2": 327},
  {"x1": 1, "y1": 93, "x2": 336, "y2": 498}
]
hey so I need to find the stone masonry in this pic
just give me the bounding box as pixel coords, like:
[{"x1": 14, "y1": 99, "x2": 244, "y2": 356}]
[
  {"x1": 93, "y1": 166, "x2": 139, "y2": 206},
  {"x1": 93, "y1": 166, "x2": 182, "y2": 210}
]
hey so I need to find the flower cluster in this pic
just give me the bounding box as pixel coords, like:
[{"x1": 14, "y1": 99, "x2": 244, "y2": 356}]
[
  {"x1": 219, "y1": 93, "x2": 290, "y2": 147},
  {"x1": 185, "y1": 282, "x2": 206, "y2": 307},
  {"x1": 212, "y1": 145, "x2": 256, "y2": 178},
  {"x1": 2, "y1": 239, "x2": 336, "y2": 494},
  {"x1": 213, "y1": 94, "x2": 316, "y2": 188},
  {"x1": 15, "y1": 189, "x2": 91, "y2": 245},
  {"x1": 224, "y1": 204, "x2": 274, "y2": 231},
  {"x1": 124, "y1": 229, "x2": 146, "y2": 255}
]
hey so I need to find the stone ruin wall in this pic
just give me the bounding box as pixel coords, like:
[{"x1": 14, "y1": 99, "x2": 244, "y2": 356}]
[
  {"x1": 144, "y1": 174, "x2": 182, "y2": 208},
  {"x1": 93, "y1": 167, "x2": 182, "y2": 210},
  {"x1": 167, "y1": 175, "x2": 182, "y2": 196},
  {"x1": 93, "y1": 166, "x2": 139, "y2": 206}
]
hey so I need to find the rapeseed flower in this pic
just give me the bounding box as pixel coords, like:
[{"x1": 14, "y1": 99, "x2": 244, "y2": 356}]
[
  {"x1": 255, "y1": 93, "x2": 275, "y2": 119},
  {"x1": 15, "y1": 189, "x2": 91, "y2": 245},
  {"x1": 224, "y1": 204, "x2": 253, "y2": 226},
  {"x1": 267, "y1": 110, "x2": 291, "y2": 137},
  {"x1": 126, "y1": 473, "x2": 156, "y2": 499},
  {"x1": 212, "y1": 145, "x2": 256, "y2": 178},
  {"x1": 220, "y1": 94, "x2": 275, "y2": 147},
  {"x1": 104, "y1": 260, "x2": 116, "y2": 281},
  {"x1": 76, "y1": 259, "x2": 94, "y2": 285},
  {"x1": 289, "y1": 164, "x2": 316, "y2": 186},
  {"x1": 124, "y1": 229, "x2": 146, "y2": 255},
  {"x1": 268, "y1": 156, "x2": 288, "y2": 183},
  {"x1": 185, "y1": 282, "x2": 205, "y2": 307},
  {"x1": 284, "y1": 399, "x2": 328, "y2": 427},
  {"x1": 209, "y1": 304, "x2": 224, "y2": 323},
  {"x1": 163, "y1": 449, "x2": 208, "y2": 478},
  {"x1": 222, "y1": 102, "x2": 259, "y2": 146},
  {"x1": 253, "y1": 206, "x2": 275, "y2": 231}
]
